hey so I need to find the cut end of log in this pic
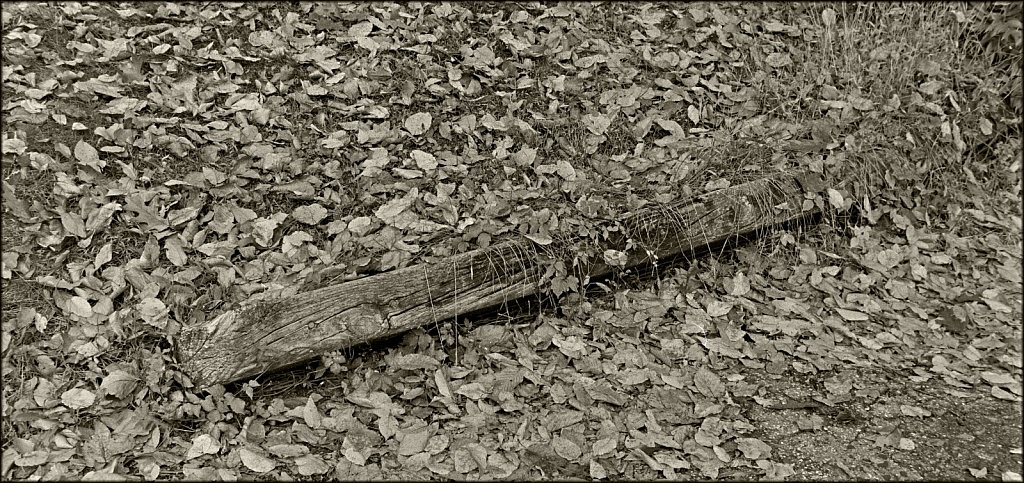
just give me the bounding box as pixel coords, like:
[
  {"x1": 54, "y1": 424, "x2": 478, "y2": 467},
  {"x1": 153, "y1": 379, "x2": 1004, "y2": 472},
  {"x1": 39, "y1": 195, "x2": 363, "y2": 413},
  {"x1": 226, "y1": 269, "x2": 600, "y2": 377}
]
[{"x1": 175, "y1": 310, "x2": 256, "y2": 387}]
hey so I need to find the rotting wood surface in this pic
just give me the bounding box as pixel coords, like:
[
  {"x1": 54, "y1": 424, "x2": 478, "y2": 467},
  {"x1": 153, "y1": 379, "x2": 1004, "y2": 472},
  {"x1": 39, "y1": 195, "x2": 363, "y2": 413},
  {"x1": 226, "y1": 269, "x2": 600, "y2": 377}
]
[{"x1": 175, "y1": 171, "x2": 825, "y2": 387}]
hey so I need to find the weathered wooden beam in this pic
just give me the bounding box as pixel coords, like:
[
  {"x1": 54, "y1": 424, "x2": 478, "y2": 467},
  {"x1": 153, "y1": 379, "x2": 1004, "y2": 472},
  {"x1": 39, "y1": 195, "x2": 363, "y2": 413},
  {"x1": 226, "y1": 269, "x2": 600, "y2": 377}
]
[{"x1": 175, "y1": 172, "x2": 824, "y2": 387}]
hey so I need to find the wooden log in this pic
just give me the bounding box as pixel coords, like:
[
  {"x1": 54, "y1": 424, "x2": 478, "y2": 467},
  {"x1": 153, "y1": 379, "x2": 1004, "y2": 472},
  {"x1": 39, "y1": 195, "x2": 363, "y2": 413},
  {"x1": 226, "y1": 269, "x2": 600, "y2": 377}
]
[{"x1": 175, "y1": 172, "x2": 824, "y2": 387}]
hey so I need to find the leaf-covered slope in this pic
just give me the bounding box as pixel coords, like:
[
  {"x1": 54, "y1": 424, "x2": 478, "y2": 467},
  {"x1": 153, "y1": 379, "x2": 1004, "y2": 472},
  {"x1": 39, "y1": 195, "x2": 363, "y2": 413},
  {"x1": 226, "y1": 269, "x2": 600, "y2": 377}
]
[{"x1": 1, "y1": 2, "x2": 1020, "y2": 480}]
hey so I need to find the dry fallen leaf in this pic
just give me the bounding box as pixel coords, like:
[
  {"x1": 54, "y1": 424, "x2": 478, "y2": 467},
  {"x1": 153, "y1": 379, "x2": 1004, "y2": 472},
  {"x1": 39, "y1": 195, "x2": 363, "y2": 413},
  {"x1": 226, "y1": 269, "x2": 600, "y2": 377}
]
[
  {"x1": 295, "y1": 454, "x2": 330, "y2": 476},
  {"x1": 186, "y1": 434, "x2": 221, "y2": 460},
  {"x1": 239, "y1": 447, "x2": 276, "y2": 473},
  {"x1": 405, "y1": 112, "x2": 432, "y2": 135},
  {"x1": 835, "y1": 308, "x2": 869, "y2": 321},
  {"x1": 552, "y1": 436, "x2": 582, "y2": 460},
  {"x1": 60, "y1": 387, "x2": 96, "y2": 409}
]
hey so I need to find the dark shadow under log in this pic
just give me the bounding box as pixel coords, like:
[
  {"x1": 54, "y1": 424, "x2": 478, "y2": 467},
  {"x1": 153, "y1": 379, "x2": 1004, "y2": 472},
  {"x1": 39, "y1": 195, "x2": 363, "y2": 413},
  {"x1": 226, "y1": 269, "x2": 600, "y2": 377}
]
[{"x1": 175, "y1": 171, "x2": 826, "y2": 387}]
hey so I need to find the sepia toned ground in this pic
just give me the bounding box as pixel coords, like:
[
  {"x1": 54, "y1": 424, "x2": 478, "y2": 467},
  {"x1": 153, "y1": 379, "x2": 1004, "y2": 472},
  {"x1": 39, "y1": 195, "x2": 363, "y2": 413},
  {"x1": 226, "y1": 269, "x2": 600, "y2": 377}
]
[{"x1": 2, "y1": 2, "x2": 1020, "y2": 480}]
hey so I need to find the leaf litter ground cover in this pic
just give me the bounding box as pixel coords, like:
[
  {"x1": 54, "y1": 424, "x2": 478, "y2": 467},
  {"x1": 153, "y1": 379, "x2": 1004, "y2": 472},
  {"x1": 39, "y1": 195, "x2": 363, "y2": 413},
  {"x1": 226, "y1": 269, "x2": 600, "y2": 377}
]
[{"x1": 1, "y1": 1, "x2": 1021, "y2": 480}]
